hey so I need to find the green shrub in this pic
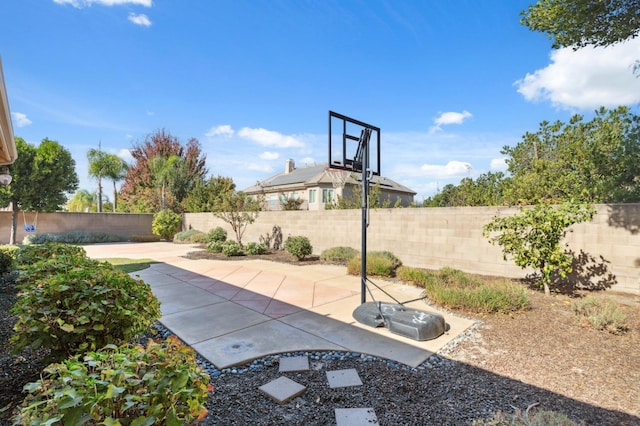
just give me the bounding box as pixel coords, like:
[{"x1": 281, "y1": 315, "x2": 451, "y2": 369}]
[
  {"x1": 208, "y1": 226, "x2": 227, "y2": 243},
  {"x1": 16, "y1": 242, "x2": 87, "y2": 267},
  {"x1": 152, "y1": 209, "x2": 182, "y2": 240},
  {"x1": 347, "y1": 251, "x2": 402, "y2": 278},
  {"x1": 11, "y1": 257, "x2": 161, "y2": 360},
  {"x1": 572, "y1": 296, "x2": 628, "y2": 334},
  {"x1": 221, "y1": 240, "x2": 244, "y2": 257},
  {"x1": 207, "y1": 240, "x2": 225, "y2": 253},
  {"x1": 131, "y1": 234, "x2": 162, "y2": 242},
  {"x1": 245, "y1": 242, "x2": 268, "y2": 255},
  {"x1": 0, "y1": 245, "x2": 18, "y2": 275},
  {"x1": 284, "y1": 236, "x2": 313, "y2": 261},
  {"x1": 16, "y1": 337, "x2": 211, "y2": 425},
  {"x1": 320, "y1": 246, "x2": 359, "y2": 264},
  {"x1": 174, "y1": 229, "x2": 208, "y2": 243},
  {"x1": 397, "y1": 266, "x2": 529, "y2": 314},
  {"x1": 23, "y1": 231, "x2": 126, "y2": 245}
]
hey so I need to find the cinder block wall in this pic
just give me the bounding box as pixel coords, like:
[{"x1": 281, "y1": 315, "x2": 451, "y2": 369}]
[
  {"x1": 0, "y1": 212, "x2": 154, "y2": 244},
  {"x1": 184, "y1": 204, "x2": 640, "y2": 295}
]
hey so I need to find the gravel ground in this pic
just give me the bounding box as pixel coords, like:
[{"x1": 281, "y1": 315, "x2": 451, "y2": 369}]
[{"x1": 2, "y1": 269, "x2": 640, "y2": 425}]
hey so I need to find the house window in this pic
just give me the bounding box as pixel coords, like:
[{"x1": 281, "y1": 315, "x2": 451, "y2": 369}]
[
  {"x1": 308, "y1": 189, "x2": 316, "y2": 204},
  {"x1": 322, "y1": 188, "x2": 334, "y2": 204},
  {"x1": 268, "y1": 194, "x2": 278, "y2": 209}
]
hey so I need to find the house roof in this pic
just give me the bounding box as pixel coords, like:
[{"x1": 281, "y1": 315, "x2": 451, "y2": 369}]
[
  {"x1": 0, "y1": 57, "x2": 17, "y2": 166},
  {"x1": 244, "y1": 163, "x2": 416, "y2": 195}
]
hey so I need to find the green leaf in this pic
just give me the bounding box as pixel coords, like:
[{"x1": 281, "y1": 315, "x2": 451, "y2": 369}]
[{"x1": 131, "y1": 416, "x2": 156, "y2": 426}]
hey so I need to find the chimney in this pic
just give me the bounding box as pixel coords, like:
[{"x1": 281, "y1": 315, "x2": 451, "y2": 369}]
[{"x1": 285, "y1": 159, "x2": 295, "y2": 174}]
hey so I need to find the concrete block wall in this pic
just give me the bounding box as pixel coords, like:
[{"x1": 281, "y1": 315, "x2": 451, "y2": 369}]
[
  {"x1": 0, "y1": 211, "x2": 154, "y2": 244},
  {"x1": 184, "y1": 204, "x2": 640, "y2": 295}
]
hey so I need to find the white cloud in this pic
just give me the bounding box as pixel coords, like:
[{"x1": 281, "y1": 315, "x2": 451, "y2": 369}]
[
  {"x1": 11, "y1": 112, "x2": 32, "y2": 127},
  {"x1": 117, "y1": 148, "x2": 134, "y2": 164},
  {"x1": 128, "y1": 13, "x2": 151, "y2": 27},
  {"x1": 53, "y1": 0, "x2": 152, "y2": 7},
  {"x1": 246, "y1": 163, "x2": 273, "y2": 173},
  {"x1": 237, "y1": 127, "x2": 304, "y2": 148},
  {"x1": 259, "y1": 151, "x2": 279, "y2": 160},
  {"x1": 429, "y1": 110, "x2": 472, "y2": 133},
  {"x1": 515, "y1": 39, "x2": 640, "y2": 109},
  {"x1": 403, "y1": 160, "x2": 472, "y2": 179},
  {"x1": 205, "y1": 124, "x2": 234, "y2": 138},
  {"x1": 490, "y1": 158, "x2": 507, "y2": 171}
]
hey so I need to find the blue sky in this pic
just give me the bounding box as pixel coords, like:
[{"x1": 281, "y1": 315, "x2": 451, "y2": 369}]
[{"x1": 2, "y1": 0, "x2": 640, "y2": 202}]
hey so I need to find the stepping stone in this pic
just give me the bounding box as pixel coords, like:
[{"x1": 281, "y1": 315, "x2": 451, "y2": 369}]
[
  {"x1": 279, "y1": 355, "x2": 309, "y2": 372},
  {"x1": 335, "y1": 408, "x2": 379, "y2": 426},
  {"x1": 258, "y1": 376, "x2": 306, "y2": 404},
  {"x1": 326, "y1": 368, "x2": 363, "y2": 388}
]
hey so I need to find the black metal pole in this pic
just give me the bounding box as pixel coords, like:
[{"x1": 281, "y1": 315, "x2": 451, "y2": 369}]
[{"x1": 360, "y1": 135, "x2": 369, "y2": 304}]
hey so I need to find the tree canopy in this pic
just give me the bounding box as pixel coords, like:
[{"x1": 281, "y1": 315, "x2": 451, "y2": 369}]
[
  {"x1": 182, "y1": 176, "x2": 235, "y2": 213},
  {"x1": 119, "y1": 129, "x2": 207, "y2": 212},
  {"x1": 0, "y1": 137, "x2": 79, "y2": 243},
  {"x1": 521, "y1": 0, "x2": 640, "y2": 49}
]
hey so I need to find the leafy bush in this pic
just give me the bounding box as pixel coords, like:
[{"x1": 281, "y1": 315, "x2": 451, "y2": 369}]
[
  {"x1": 572, "y1": 296, "x2": 628, "y2": 334},
  {"x1": 397, "y1": 266, "x2": 529, "y2": 314},
  {"x1": 152, "y1": 209, "x2": 182, "y2": 240},
  {"x1": 0, "y1": 245, "x2": 18, "y2": 275},
  {"x1": 16, "y1": 242, "x2": 87, "y2": 267},
  {"x1": 174, "y1": 229, "x2": 208, "y2": 244},
  {"x1": 208, "y1": 226, "x2": 227, "y2": 243},
  {"x1": 284, "y1": 236, "x2": 312, "y2": 260},
  {"x1": 23, "y1": 231, "x2": 126, "y2": 245},
  {"x1": 320, "y1": 246, "x2": 359, "y2": 264},
  {"x1": 221, "y1": 240, "x2": 244, "y2": 257},
  {"x1": 207, "y1": 240, "x2": 225, "y2": 253},
  {"x1": 245, "y1": 242, "x2": 268, "y2": 255},
  {"x1": 131, "y1": 234, "x2": 162, "y2": 242},
  {"x1": 11, "y1": 256, "x2": 161, "y2": 360},
  {"x1": 347, "y1": 251, "x2": 402, "y2": 278},
  {"x1": 16, "y1": 337, "x2": 211, "y2": 425}
]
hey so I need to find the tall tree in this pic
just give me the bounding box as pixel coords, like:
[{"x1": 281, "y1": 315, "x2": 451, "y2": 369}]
[
  {"x1": 182, "y1": 176, "x2": 236, "y2": 213},
  {"x1": 119, "y1": 129, "x2": 207, "y2": 212},
  {"x1": 149, "y1": 155, "x2": 181, "y2": 211},
  {"x1": 67, "y1": 189, "x2": 98, "y2": 212},
  {"x1": 503, "y1": 107, "x2": 640, "y2": 204},
  {"x1": 521, "y1": 0, "x2": 640, "y2": 49},
  {"x1": 87, "y1": 145, "x2": 108, "y2": 213},
  {"x1": 0, "y1": 137, "x2": 79, "y2": 244},
  {"x1": 101, "y1": 153, "x2": 128, "y2": 212}
]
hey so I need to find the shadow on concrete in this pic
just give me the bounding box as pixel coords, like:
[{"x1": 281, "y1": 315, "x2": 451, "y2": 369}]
[
  {"x1": 525, "y1": 249, "x2": 617, "y2": 296},
  {"x1": 607, "y1": 204, "x2": 640, "y2": 235}
]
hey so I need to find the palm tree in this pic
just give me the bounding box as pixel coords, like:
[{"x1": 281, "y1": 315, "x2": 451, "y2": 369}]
[
  {"x1": 67, "y1": 189, "x2": 97, "y2": 212},
  {"x1": 102, "y1": 154, "x2": 128, "y2": 212},
  {"x1": 87, "y1": 145, "x2": 109, "y2": 213}
]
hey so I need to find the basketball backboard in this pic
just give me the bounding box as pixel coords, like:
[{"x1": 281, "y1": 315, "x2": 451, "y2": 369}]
[{"x1": 328, "y1": 111, "x2": 380, "y2": 176}]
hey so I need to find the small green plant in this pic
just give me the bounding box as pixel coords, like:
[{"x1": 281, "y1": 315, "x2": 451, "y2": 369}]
[
  {"x1": 0, "y1": 245, "x2": 18, "y2": 275},
  {"x1": 152, "y1": 209, "x2": 182, "y2": 240},
  {"x1": 15, "y1": 337, "x2": 211, "y2": 425},
  {"x1": 208, "y1": 226, "x2": 228, "y2": 243},
  {"x1": 11, "y1": 256, "x2": 161, "y2": 360},
  {"x1": 320, "y1": 246, "x2": 359, "y2": 264},
  {"x1": 284, "y1": 235, "x2": 313, "y2": 261},
  {"x1": 572, "y1": 296, "x2": 628, "y2": 334},
  {"x1": 174, "y1": 229, "x2": 208, "y2": 243},
  {"x1": 397, "y1": 266, "x2": 529, "y2": 314},
  {"x1": 221, "y1": 240, "x2": 244, "y2": 257},
  {"x1": 347, "y1": 251, "x2": 402, "y2": 278},
  {"x1": 207, "y1": 240, "x2": 225, "y2": 253},
  {"x1": 23, "y1": 231, "x2": 126, "y2": 245},
  {"x1": 16, "y1": 242, "x2": 87, "y2": 267},
  {"x1": 245, "y1": 242, "x2": 268, "y2": 255},
  {"x1": 483, "y1": 202, "x2": 595, "y2": 295}
]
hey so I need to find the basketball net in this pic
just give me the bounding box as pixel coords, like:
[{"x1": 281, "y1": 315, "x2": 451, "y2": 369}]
[{"x1": 326, "y1": 169, "x2": 348, "y2": 189}]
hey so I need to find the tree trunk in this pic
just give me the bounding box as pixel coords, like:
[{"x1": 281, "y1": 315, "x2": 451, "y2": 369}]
[
  {"x1": 97, "y1": 176, "x2": 103, "y2": 213},
  {"x1": 112, "y1": 180, "x2": 117, "y2": 212},
  {"x1": 9, "y1": 203, "x2": 17, "y2": 245}
]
